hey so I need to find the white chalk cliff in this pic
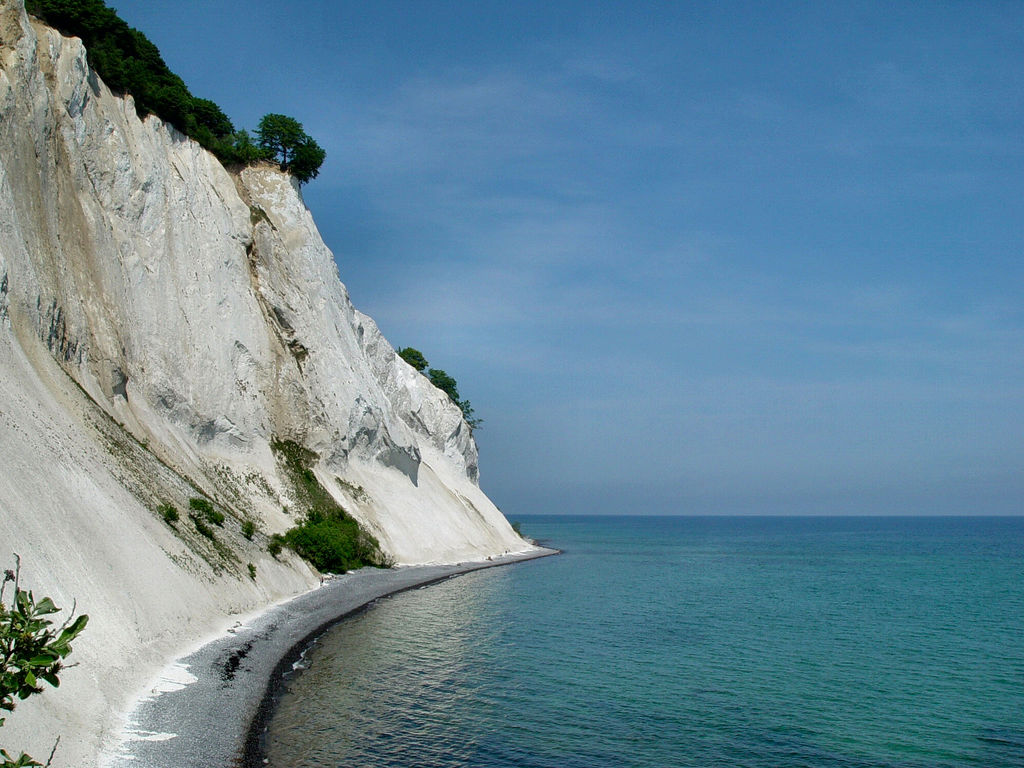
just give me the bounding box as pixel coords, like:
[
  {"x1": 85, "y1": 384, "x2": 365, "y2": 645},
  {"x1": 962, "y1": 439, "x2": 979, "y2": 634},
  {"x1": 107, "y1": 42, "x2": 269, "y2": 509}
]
[{"x1": 0, "y1": 0, "x2": 532, "y2": 763}]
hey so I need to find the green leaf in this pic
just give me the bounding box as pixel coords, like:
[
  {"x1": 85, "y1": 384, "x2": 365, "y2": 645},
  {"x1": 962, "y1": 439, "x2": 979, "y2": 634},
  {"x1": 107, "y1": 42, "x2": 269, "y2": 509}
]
[
  {"x1": 56, "y1": 614, "x2": 89, "y2": 646},
  {"x1": 32, "y1": 597, "x2": 58, "y2": 615}
]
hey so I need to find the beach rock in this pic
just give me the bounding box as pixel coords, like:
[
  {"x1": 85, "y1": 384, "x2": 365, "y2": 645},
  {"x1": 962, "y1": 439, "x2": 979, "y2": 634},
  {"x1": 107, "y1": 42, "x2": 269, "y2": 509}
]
[{"x1": 0, "y1": 1, "x2": 532, "y2": 764}]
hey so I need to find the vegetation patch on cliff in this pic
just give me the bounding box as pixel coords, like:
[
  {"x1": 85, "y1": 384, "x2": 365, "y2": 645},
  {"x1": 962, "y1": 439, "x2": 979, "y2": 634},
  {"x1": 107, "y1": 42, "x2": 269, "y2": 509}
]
[
  {"x1": 24, "y1": 0, "x2": 325, "y2": 182},
  {"x1": 270, "y1": 439, "x2": 391, "y2": 572},
  {"x1": 397, "y1": 347, "x2": 483, "y2": 429}
]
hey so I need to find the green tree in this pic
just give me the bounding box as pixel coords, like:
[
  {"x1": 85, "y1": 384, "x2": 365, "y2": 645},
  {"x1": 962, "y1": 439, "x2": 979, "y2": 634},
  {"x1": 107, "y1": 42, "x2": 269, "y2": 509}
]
[
  {"x1": 230, "y1": 130, "x2": 269, "y2": 165},
  {"x1": 255, "y1": 114, "x2": 326, "y2": 184},
  {"x1": 289, "y1": 137, "x2": 327, "y2": 184},
  {"x1": 255, "y1": 114, "x2": 303, "y2": 166},
  {"x1": 458, "y1": 400, "x2": 483, "y2": 430},
  {"x1": 1, "y1": 557, "x2": 88, "y2": 767},
  {"x1": 426, "y1": 369, "x2": 482, "y2": 429},
  {"x1": 427, "y1": 369, "x2": 461, "y2": 404},
  {"x1": 189, "y1": 97, "x2": 234, "y2": 137},
  {"x1": 25, "y1": 0, "x2": 242, "y2": 167},
  {"x1": 151, "y1": 83, "x2": 190, "y2": 130},
  {"x1": 397, "y1": 347, "x2": 429, "y2": 372}
]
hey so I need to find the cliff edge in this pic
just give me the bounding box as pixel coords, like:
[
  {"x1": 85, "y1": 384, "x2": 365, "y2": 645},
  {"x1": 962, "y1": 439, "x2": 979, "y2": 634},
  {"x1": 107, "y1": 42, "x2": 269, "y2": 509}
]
[{"x1": 0, "y1": 0, "x2": 533, "y2": 763}]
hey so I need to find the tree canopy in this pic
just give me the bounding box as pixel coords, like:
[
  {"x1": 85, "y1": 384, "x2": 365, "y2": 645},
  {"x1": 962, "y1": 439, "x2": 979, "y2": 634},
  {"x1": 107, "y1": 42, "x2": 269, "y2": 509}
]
[
  {"x1": 397, "y1": 347, "x2": 429, "y2": 372},
  {"x1": 427, "y1": 369, "x2": 461, "y2": 404},
  {"x1": 256, "y1": 114, "x2": 326, "y2": 184},
  {"x1": 25, "y1": 1, "x2": 327, "y2": 184},
  {"x1": 25, "y1": 0, "x2": 241, "y2": 158},
  {"x1": 427, "y1": 368, "x2": 482, "y2": 429},
  {"x1": 399, "y1": 349, "x2": 481, "y2": 427}
]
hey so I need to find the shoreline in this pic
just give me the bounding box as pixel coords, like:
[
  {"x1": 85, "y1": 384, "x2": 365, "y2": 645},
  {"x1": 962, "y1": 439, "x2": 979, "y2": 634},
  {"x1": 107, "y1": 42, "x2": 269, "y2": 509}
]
[{"x1": 102, "y1": 547, "x2": 558, "y2": 768}]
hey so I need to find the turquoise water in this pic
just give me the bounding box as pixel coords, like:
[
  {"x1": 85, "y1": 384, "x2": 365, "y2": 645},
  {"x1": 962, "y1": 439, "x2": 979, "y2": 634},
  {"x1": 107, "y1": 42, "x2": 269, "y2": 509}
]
[{"x1": 263, "y1": 516, "x2": 1024, "y2": 767}]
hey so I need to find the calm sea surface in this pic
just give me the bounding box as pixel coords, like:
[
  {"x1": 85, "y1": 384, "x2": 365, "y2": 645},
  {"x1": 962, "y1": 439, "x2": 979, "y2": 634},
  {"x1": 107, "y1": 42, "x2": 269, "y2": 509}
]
[{"x1": 263, "y1": 516, "x2": 1024, "y2": 767}]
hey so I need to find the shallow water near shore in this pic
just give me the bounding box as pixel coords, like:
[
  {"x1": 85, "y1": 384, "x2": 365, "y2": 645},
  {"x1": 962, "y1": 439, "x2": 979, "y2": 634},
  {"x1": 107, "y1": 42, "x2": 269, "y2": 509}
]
[{"x1": 263, "y1": 516, "x2": 1024, "y2": 767}]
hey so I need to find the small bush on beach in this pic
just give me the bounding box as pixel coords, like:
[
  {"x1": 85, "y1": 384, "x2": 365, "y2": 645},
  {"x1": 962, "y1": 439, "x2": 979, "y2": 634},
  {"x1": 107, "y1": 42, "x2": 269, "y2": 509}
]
[
  {"x1": 159, "y1": 503, "x2": 179, "y2": 525},
  {"x1": 189, "y1": 498, "x2": 224, "y2": 527}
]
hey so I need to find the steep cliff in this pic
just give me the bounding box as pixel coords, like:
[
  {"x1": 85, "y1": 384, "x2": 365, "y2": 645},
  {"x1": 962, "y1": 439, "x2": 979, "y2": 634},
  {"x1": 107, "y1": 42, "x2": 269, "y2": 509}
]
[{"x1": 0, "y1": 0, "x2": 532, "y2": 763}]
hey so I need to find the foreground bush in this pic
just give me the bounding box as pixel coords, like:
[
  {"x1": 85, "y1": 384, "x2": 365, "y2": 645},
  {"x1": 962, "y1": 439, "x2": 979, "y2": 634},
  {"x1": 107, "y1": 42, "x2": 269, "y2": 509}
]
[{"x1": 1, "y1": 556, "x2": 88, "y2": 767}]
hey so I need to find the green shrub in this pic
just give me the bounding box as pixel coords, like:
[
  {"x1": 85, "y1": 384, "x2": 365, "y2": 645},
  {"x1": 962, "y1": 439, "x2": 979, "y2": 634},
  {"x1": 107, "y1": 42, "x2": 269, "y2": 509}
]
[
  {"x1": 241, "y1": 520, "x2": 256, "y2": 540},
  {"x1": 281, "y1": 515, "x2": 376, "y2": 573},
  {"x1": 270, "y1": 439, "x2": 390, "y2": 571},
  {"x1": 189, "y1": 497, "x2": 212, "y2": 513},
  {"x1": 267, "y1": 535, "x2": 284, "y2": 559},
  {"x1": 427, "y1": 368, "x2": 461, "y2": 403},
  {"x1": 397, "y1": 347, "x2": 429, "y2": 371},
  {"x1": 190, "y1": 513, "x2": 216, "y2": 540},
  {"x1": 1, "y1": 557, "x2": 88, "y2": 767},
  {"x1": 159, "y1": 503, "x2": 179, "y2": 525},
  {"x1": 247, "y1": 562, "x2": 256, "y2": 580},
  {"x1": 336, "y1": 478, "x2": 369, "y2": 503},
  {"x1": 189, "y1": 498, "x2": 224, "y2": 526},
  {"x1": 425, "y1": 367, "x2": 482, "y2": 429}
]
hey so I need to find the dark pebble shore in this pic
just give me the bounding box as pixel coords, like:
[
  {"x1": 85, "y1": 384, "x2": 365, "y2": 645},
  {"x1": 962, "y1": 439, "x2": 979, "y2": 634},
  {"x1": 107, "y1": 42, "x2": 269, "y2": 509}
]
[{"x1": 104, "y1": 549, "x2": 557, "y2": 768}]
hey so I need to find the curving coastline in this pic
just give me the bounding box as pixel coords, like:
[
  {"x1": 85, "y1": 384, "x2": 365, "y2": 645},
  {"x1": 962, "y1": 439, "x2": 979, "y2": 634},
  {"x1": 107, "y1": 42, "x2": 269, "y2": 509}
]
[{"x1": 101, "y1": 549, "x2": 558, "y2": 768}]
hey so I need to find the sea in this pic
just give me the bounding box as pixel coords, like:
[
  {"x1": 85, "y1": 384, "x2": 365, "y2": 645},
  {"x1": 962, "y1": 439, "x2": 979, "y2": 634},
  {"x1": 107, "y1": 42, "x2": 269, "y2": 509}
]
[{"x1": 262, "y1": 515, "x2": 1024, "y2": 768}]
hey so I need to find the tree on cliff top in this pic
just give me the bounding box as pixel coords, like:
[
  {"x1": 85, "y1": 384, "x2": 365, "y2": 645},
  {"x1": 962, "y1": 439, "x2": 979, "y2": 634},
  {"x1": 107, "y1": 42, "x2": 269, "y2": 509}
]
[
  {"x1": 427, "y1": 369, "x2": 483, "y2": 429},
  {"x1": 25, "y1": 1, "x2": 328, "y2": 182},
  {"x1": 397, "y1": 347, "x2": 429, "y2": 372},
  {"x1": 24, "y1": 0, "x2": 235, "y2": 141},
  {"x1": 427, "y1": 369, "x2": 461, "y2": 404},
  {"x1": 397, "y1": 349, "x2": 483, "y2": 429},
  {"x1": 256, "y1": 114, "x2": 326, "y2": 184}
]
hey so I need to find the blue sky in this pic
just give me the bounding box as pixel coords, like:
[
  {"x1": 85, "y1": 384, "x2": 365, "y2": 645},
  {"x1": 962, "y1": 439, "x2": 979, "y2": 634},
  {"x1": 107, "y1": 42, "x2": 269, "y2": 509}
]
[{"x1": 111, "y1": 1, "x2": 1023, "y2": 516}]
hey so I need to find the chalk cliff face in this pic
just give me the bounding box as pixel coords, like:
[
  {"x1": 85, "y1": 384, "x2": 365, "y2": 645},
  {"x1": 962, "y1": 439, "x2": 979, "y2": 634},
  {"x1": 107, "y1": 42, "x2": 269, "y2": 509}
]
[{"x1": 0, "y1": 1, "x2": 530, "y2": 763}]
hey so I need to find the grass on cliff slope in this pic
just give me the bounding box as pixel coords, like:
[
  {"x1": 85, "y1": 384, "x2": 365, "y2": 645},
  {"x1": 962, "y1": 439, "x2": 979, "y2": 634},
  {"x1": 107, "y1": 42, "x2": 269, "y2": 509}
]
[{"x1": 270, "y1": 439, "x2": 391, "y2": 572}]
